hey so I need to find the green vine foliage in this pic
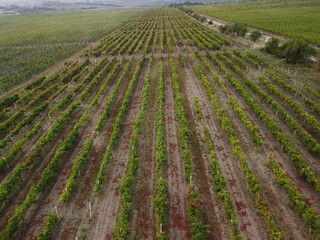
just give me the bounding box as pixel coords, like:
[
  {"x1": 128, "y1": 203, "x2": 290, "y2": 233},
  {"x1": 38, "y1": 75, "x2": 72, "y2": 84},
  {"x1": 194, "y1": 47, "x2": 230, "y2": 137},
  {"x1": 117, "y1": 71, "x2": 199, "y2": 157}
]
[
  {"x1": 113, "y1": 55, "x2": 153, "y2": 240},
  {"x1": 60, "y1": 138, "x2": 94, "y2": 203},
  {"x1": 268, "y1": 155, "x2": 320, "y2": 239},
  {"x1": 195, "y1": 65, "x2": 285, "y2": 240},
  {"x1": 35, "y1": 214, "x2": 59, "y2": 240},
  {"x1": 94, "y1": 56, "x2": 145, "y2": 194},
  {"x1": 169, "y1": 55, "x2": 209, "y2": 240}
]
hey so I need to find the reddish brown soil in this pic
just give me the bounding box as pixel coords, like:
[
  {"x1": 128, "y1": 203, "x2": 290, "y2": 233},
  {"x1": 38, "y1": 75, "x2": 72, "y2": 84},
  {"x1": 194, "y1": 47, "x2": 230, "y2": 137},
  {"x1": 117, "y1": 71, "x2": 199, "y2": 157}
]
[
  {"x1": 1, "y1": 9, "x2": 319, "y2": 240},
  {"x1": 163, "y1": 59, "x2": 192, "y2": 239}
]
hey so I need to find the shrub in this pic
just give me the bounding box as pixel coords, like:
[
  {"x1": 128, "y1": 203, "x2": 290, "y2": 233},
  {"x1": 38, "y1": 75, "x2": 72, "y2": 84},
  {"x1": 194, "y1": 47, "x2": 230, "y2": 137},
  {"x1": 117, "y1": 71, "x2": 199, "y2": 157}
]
[
  {"x1": 220, "y1": 23, "x2": 247, "y2": 37},
  {"x1": 282, "y1": 38, "x2": 316, "y2": 63},
  {"x1": 219, "y1": 25, "x2": 227, "y2": 33},
  {"x1": 238, "y1": 26, "x2": 247, "y2": 37},
  {"x1": 250, "y1": 31, "x2": 262, "y2": 42},
  {"x1": 264, "y1": 37, "x2": 281, "y2": 55},
  {"x1": 208, "y1": 20, "x2": 213, "y2": 24}
]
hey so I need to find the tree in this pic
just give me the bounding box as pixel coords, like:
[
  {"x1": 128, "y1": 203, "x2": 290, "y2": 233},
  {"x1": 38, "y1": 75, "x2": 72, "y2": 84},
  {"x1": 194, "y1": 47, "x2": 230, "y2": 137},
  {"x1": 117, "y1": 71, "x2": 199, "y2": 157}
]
[
  {"x1": 250, "y1": 31, "x2": 262, "y2": 42},
  {"x1": 199, "y1": 16, "x2": 206, "y2": 23},
  {"x1": 264, "y1": 37, "x2": 281, "y2": 55},
  {"x1": 219, "y1": 25, "x2": 227, "y2": 33},
  {"x1": 281, "y1": 38, "x2": 316, "y2": 63},
  {"x1": 238, "y1": 26, "x2": 247, "y2": 37}
]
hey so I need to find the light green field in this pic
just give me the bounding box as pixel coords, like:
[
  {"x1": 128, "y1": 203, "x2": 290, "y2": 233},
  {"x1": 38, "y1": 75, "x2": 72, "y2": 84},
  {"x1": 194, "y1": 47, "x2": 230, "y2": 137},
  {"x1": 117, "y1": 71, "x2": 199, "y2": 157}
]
[
  {"x1": 0, "y1": 9, "x2": 145, "y2": 91},
  {"x1": 189, "y1": 0, "x2": 320, "y2": 46}
]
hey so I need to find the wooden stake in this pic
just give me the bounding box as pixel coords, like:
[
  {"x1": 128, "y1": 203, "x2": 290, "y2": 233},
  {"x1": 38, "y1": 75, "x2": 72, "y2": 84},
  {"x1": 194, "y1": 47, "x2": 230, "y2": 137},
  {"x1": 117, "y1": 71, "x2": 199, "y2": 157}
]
[
  {"x1": 55, "y1": 206, "x2": 58, "y2": 214},
  {"x1": 89, "y1": 202, "x2": 92, "y2": 219}
]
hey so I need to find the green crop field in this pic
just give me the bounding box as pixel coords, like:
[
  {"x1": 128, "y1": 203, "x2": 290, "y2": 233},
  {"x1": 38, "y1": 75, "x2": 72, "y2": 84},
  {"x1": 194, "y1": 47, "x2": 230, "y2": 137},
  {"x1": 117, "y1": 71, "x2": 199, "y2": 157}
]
[
  {"x1": 0, "y1": 9, "x2": 145, "y2": 92},
  {"x1": 189, "y1": 0, "x2": 320, "y2": 46},
  {"x1": 0, "y1": 7, "x2": 320, "y2": 240}
]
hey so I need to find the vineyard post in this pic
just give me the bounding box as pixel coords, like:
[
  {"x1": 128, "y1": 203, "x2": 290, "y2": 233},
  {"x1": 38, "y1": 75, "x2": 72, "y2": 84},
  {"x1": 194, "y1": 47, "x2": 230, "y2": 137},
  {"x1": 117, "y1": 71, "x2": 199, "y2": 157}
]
[
  {"x1": 14, "y1": 102, "x2": 17, "y2": 109},
  {"x1": 55, "y1": 206, "x2": 58, "y2": 214},
  {"x1": 89, "y1": 202, "x2": 92, "y2": 219},
  {"x1": 48, "y1": 113, "x2": 52, "y2": 121},
  {"x1": 6, "y1": 159, "x2": 10, "y2": 169}
]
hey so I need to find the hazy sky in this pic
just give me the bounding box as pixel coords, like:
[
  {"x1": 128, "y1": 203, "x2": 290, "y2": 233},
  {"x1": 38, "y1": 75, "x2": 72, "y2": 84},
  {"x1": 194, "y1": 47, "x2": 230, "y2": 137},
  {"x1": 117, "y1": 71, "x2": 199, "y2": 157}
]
[{"x1": 0, "y1": 0, "x2": 142, "y2": 6}]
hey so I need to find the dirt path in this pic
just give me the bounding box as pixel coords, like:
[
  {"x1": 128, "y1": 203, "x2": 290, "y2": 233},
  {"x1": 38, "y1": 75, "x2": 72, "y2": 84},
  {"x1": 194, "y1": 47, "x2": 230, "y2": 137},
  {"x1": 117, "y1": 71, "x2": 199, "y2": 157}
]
[
  {"x1": 54, "y1": 60, "x2": 138, "y2": 239},
  {"x1": 86, "y1": 60, "x2": 148, "y2": 240},
  {"x1": 201, "y1": 54, "x2": 317, "y2": 239},
  {"x1": 180, "y1": 60, "x2": 233, "y2": 240},
  {"x1": 184, "y1": 57, "x2": 270, "y2": 240},
  {"x1": 9, "y1": 59, "x2": 127, "y2": 239},
  {"x1": 128, "y1": 60, "x2": 159, "y2": 240},
  {"x1": 0, "y1": 109, "x2": 82, "y2": 230},
  {"x1": 163, "y1": 59, "x2": 192, "y2": 240}
]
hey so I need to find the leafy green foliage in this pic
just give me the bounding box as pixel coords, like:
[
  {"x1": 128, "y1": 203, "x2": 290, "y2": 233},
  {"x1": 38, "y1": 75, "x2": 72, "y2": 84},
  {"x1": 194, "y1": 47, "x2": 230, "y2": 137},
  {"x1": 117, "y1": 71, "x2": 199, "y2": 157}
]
[
  {"x1": 268, "y1": 155, "x2": 320, "y2": 239},
  {"x1": 189, "y1": 2, "x2": 320, "y2": 45},
  {"x1": 169, "y1": 56, "x2": 209, "y2": 239},
  {"x1": 195, "y1": 65, "x2": 285, "y2": 240},
  {"x1": 113, "y1": 56, "x2": 153, "y2": 240},
  {"x1": 153, "y1": 60, "x2": 169, "y2": 239},
  {"x1": 94, "y1": 56, "x2": 145, "y2": 194},
  {"x1": 282, "y1": 38, "x2": 316, "y2": 63},
  {"x1": 36, "y1": 214, "x2": 59, "y2": 240},
  {"x1": 60, "y1": 138, "x2": 93, "y2": 203},
  {"x1": 250, "y1": 31, "x2": 262, "y2": 42},
  {"x1": 0, "y1": 9, "x2": 144, "y2": 91}
]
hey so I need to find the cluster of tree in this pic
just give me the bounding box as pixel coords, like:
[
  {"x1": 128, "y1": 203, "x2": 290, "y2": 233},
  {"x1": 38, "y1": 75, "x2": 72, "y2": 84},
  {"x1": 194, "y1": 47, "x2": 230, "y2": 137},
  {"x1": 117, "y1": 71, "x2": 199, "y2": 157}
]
[
  {"x1": 264, "y1": 37, "x2": 316, "y2": 63},
  {"x1": 219, "y1": 23, "x2": 247, "y2": 37},
  {"x1": 169, "y1": 2, "x2": 205, "y2": 7},
  {"x1": 176, "y1": 7, "x2": 206, "y2": 22}
]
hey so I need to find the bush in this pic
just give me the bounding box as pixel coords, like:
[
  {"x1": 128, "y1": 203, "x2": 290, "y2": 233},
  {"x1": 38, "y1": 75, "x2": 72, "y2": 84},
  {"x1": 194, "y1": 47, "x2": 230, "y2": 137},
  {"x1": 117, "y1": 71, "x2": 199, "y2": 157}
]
[
  {"x1": 219, "y1": 23, "x2": 247, "y2": 37},
  {"x1": 199, "y1": 16, "x2": 206, "y2": 23},
  {"x1": 219, "y1": 25, "x2": 227, "y2": 33},
  {"x1": 208, "y1": 20, "x2": 213, "y2": 24},
  {"x1": 282, "y1": 38, "x2": 316, "y2": 63},
  {"x1": 264, "y1": 37, "x2": 281, "y2": 55},
  {"x1": 250, "y1": 31, "x2": 262, "y2": 42},
  {"x1": 238, "y1": 26, "x2": 247, "y2": 37}
]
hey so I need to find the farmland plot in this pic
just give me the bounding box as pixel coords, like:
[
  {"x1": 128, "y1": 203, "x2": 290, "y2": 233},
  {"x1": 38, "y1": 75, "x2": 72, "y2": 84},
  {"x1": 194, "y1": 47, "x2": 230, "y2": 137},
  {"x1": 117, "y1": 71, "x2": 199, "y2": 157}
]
[{"x1": 0, "y1": 8, "x2": 319, "y2": 240}]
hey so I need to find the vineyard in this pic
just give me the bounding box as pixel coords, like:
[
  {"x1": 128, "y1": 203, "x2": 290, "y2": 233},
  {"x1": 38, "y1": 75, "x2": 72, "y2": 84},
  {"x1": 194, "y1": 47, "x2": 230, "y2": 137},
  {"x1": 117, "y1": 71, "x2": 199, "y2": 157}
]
[
  {"x1": 0, "y1": 9, "x2": 144, "y2": 92},
  {"x1": 0, "y1": 7, "x2": 320, "y2": 240},
  {"x1": 189, "y1": 0, "x2": 320, "y2": 46}
]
